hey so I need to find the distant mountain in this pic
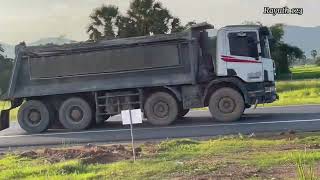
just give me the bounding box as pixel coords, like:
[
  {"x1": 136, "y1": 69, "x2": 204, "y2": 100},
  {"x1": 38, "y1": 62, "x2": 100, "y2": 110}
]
[
  {"x1": 29, "y1": 37, "x2": 77, "y2": 46},
  {"x1": 0, "y1": 37, "x2": 76, "y2": 58},
  {"x1": 283, "y1": 25, "x2": 320, "y2": 57}
]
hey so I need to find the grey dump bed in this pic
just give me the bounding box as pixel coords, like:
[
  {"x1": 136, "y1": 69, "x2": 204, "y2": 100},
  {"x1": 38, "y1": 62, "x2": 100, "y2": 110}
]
[{"x1": 3, "y1": 31, "x2": 202, "y2": 100}]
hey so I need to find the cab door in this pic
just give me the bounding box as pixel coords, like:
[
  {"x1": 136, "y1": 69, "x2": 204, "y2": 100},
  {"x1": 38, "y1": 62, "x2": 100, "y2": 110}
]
[{"x1": 223, "y1": 30, "x2": 263, "y2": 82}]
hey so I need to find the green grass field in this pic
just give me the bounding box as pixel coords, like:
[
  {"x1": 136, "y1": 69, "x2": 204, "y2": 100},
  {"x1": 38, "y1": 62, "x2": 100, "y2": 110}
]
[
  {"x1": 267, "y1": 79, "x2": 320, "y2": 106},
  {"x1": 278, "y1": 65, "x2": 320, "y2": 80},
  {"x1": 267, "y1": 65, "x2": 320, "y2": 106},
  {"x1": 0, "y1": 134, "x2": 320, "y2": 179}
]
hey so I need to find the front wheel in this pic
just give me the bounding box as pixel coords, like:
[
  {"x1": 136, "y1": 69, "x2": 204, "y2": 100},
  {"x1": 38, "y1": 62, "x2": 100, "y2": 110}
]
[
  {"x1": 144, "y1": 92, "x2": 179, "y2": 126},
  {"x1": 209, "y1": 87, "x2": 245, "y2": 122}
]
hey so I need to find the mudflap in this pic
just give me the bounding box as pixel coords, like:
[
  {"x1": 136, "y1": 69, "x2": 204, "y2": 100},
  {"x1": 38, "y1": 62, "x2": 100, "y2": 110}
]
[{"x1": 0, "y1": 109, "x2": 10, "y2": 131}]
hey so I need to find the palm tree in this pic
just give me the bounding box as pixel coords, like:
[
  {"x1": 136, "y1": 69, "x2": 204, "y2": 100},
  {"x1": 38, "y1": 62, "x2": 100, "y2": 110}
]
[
  {"x1": 87, "y1": 5, "x2": 120, "y2": 41},
  {"x1": 87, "y1": 0, "x2": 185, "y2": 41}
]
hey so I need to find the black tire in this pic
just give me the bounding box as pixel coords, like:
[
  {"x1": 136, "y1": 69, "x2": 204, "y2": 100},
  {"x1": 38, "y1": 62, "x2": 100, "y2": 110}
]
[
  {"x1": 59, "y1": 97, "x2": 92, "y2": 130},
  {"x1": 209, "y1": 87, "x2": 245, "y2": 122},
  {"x1": 179, "y1": 108, "x2": 190, "y2": 118},
  {"x1": 144, "y1": 92, "x2": 179, "y2": 126},
  {"x1": 18, "y1": 100, "x2": 52, "y2": 133}
]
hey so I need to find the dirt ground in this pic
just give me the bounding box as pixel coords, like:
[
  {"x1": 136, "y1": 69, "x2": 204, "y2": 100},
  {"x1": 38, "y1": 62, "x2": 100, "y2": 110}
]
[
  {"x1": 19, "y1": 144, "x2": 141, "y2": 164},
  {"x1": 173, "y1": 163, "x2": 320, "y2": 180},
  {"x1": 11, "y1": 133, "x2": 320, "y2": 179}
]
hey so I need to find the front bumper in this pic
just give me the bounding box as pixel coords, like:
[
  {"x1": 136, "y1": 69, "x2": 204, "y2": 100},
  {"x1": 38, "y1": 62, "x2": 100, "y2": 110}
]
[{"x1": 246, "y1": 82, "x2": 279, "y2": 105}]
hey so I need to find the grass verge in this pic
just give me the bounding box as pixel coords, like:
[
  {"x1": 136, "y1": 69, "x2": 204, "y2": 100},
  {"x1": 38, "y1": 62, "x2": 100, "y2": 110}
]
[{"x1": 1, "y1": 134, "x2": 320, "y2": 179}]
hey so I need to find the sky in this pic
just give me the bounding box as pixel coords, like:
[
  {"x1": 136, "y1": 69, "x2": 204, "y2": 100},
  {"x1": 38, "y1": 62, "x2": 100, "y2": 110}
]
[{"x1": 0, "y1": 0, "x2": 320, "y2": 44}]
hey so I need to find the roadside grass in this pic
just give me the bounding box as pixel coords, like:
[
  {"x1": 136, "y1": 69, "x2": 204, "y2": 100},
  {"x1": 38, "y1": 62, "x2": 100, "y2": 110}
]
[
  {"x1": 1, "y1": 135, "x2": 320, "y2": 179},
  {"x1": 266, "y1": 80, "x2": 320, "y2": 106},
  {"x1": 264, "y1": 65, "x2": 320, "y2": 106}
]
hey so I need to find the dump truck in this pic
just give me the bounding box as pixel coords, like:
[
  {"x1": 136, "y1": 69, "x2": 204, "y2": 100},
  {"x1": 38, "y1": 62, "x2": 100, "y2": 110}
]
[{"x1": 0, "y1": 23, "x2": 278, "y2": 133}]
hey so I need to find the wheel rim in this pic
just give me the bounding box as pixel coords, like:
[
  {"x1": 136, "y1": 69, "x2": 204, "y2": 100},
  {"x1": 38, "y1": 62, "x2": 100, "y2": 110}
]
[
  {"x1": 27, "y1": 109, "x2": 41, "y2": 126},
  {"x1": 218, "y1": 97, "x2": 236, "y2": 114},
  {"x1": 69, "y1": 106, "x2": 84, "y2": 122},
  {"x1": 153, "y1": 101, "x2": 169, "y2": 118}
]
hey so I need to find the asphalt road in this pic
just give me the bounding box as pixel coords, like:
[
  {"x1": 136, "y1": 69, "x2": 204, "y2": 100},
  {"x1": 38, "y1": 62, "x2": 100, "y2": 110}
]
[{"x1": 0, "y1": 105, "x2": 320, "y2": 149}]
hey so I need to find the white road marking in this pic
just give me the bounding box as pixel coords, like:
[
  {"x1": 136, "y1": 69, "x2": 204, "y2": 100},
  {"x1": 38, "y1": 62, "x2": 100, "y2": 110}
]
[
  {"x1": 1, "y1": 118, "x2": 320, "y2": 139},
  {"x1": 255, "y1": 104, "x2": 320, "y2": 109},
  {"x1": 192, "y1": 104, "x2": 320, "y2": 112}
]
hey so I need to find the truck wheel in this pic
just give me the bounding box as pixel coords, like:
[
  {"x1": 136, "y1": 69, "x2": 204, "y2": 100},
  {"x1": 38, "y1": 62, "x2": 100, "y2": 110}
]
[
  {"x1": 18, "y1": 100, "x2": 52, "y2": 133},
  {"x1": 209, "y1": 87, "x2": 244, "y2": 122},
  {"x1": 144, "y1": 92, "x2": 179, "y2": 126},
  {"x1": 59, "y1": 97, "x2": 92, "y2": 130}
]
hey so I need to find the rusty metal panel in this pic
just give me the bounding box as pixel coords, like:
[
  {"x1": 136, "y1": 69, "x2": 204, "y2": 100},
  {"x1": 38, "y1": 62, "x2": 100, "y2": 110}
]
[{"x1": 29, "y1": 44, "x2": 180, "y2": 79}]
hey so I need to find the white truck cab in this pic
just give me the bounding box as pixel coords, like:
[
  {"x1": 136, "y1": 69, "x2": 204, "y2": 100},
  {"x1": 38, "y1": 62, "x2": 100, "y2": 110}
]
[
  {"x1": 206, "y1": 25, "x2": 277, "y2": 105},
  {"x1": 215, "y1": 25, "x2": 274, "y2": 82}
]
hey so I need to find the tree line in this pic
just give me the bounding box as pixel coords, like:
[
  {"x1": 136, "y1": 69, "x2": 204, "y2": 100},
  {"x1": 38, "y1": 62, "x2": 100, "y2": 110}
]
[
  {"x1": 311, "y1": 49, "x2": 320, "y2": 66},
  {"x1": 268, "y1": 23, "x2": 304, "y2": 73}
]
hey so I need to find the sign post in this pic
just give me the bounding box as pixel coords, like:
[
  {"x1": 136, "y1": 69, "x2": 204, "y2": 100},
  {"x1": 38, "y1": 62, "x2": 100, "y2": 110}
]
[{"x1": 121, "y1": 109, "x2": 142, "y2": 162}]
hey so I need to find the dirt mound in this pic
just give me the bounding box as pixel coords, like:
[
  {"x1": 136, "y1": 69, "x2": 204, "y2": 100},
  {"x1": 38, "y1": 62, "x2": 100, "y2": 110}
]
[{"x1": 19, "y1": 144, "x2": 141, "y2": 164}]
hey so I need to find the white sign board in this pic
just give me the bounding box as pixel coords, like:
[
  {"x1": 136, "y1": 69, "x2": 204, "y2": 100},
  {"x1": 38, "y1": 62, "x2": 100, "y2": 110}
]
[{"x1": 121, "y1": 109, "x2": 143, "y2": 125}]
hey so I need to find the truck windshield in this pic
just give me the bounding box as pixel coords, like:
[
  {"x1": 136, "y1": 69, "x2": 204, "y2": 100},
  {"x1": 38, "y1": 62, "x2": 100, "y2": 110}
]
[{"x1": 260, "y1": 36, "x2": 271, "y2": 59}]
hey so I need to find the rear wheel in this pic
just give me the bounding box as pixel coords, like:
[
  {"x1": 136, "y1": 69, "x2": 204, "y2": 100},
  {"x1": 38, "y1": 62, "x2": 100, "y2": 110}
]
[
  {"x1": 209, "y1": 87, "x2": 244, "y2": 122},
  {"x1": 59, "y1": 97, "x2": 92, "y2": 130},
  {"x1": 18, "y1": 100, "x2": 52, "y2": 133},
  {"x1": 144, "y1": 92, "x2": 179, "y2": 126}
]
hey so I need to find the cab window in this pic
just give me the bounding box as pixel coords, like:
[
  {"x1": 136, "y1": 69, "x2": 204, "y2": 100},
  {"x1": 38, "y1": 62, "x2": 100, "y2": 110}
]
[
  {"x1": 228, "y1": 32, "x2": 259, "y2": 58},
  {"x1": 260, "y1": 36, "x2": 271, "y2": 59}
]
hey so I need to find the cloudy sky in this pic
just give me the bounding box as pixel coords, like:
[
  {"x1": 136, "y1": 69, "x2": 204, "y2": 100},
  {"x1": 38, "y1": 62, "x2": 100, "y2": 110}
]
[{"x1": 0, "y1": 0, "x2": 319, "y2": 44}]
